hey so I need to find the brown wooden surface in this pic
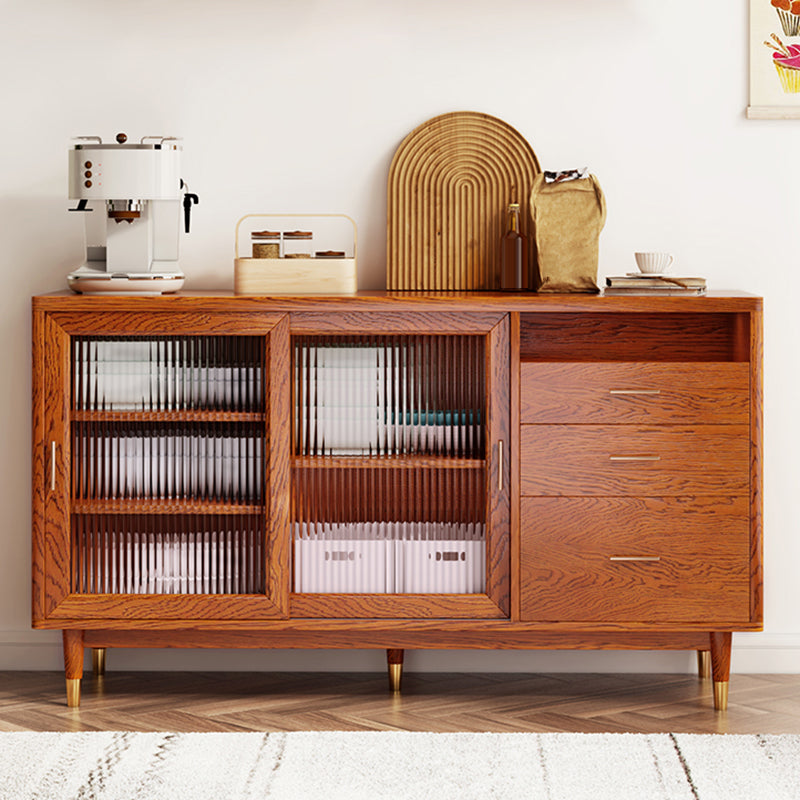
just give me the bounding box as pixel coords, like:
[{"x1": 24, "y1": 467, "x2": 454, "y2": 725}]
[
  {"x1": 518, "y1": 312, "x2": 751, "y2": 362},
  {"x1": 31, "y1": 293, "x2": 763, "y2": 710},
  {"x1": 520, "y1": 362, "x2": 750, "y2": 425},
  {"x1": 520, "y1": 425, "x2": 750, "y2": 497},
  {"x1": 749, "y1": 308, "x2": 764, "y2": 622},
  {"x1": 386, "y1": 112, "x2": 541, "y2": 291},
  {"x1": 519, "y1": 497, "x2": 751, "y2": 623},
  {"x1": 486, "y1": 316, "x2": 511, "y2": 615},
  {"x1": 43, "y1": 314, "x2": 71, "y2": 618},
  {"x1": 33, "y1": 291, "x2": 763, "y2": 316},
  {"x1": 710, "y1": 632, "x2": 733, "y2": 683},
  {"x1": 62, "y1": 629, "x2": 84, "y2": 679},
  {"x1": 5, "y1": 671, "x2": 800, "y2": 734},
  {"x1": 288, "y1": 310, "x2": 506, "y2": 335},
  {"x1": 70, "y1": 501, "x2": 263, "y2": 515},
  {"x1": 72, "y1": 411, "x2": 265, "y2": 423},
  {"x1": 43, "y1": 309, "x2": 288, "y2": 337},
  {"x1": 289, "y1": 594, "x2": 507, "y2": 620},
  {"x1": 31, "y1": 309, "x2": 46, "y2": 624},
  {"x1": 81, "y1": 627, "x2": 714, "y2": 650},
  {"x1": 266, "y1": 315, "x2": 291, "y2": 618}
]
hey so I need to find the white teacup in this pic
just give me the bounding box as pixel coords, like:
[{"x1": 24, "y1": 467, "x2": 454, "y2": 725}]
[{"x1": 635, "y1": 252, "x2": 674, "y2": 274}]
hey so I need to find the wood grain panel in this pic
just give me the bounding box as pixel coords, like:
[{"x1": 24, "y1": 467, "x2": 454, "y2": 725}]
[
  {"x1": 33, "y1": 291, "x2": 762, "y2": 310},
  {"x1": 43, "y1": 314, "x2": 72, "y2": 617},
  {"x1": 80, "y1": 627, "x2": 711, "y2": 651},
  {"x1": 47, "y1": 310, "x2": 287, "y2": 337},
  {"x1": 519, "y1": 312, "x2": 750, "y2": 362},
  {"x1": 486, "y1": 316, "x2": 511, "y2": 615},
  {"x1": 47, "y1": 593, "x2": 291, "y2": 622},
  {"x1": 520, "y1": 362, "x2": 749, "y2": 425},
  {"x1": 387, "y1": 112, "x2": 541, "y2": 290},
  {"x1": 520, "y1": 497, "x2": 751, "y2": 623},
  {"x1": 749, "y1": 308, "x2": 764, "y2": 623},
  {"x1": 266, "y1": 316, "x2": 292, "y2": 617},
  {"x1": 31, "y1": 309, "x2": 47, "y2": 624},
  {"x1": 520, "y1": 425, "x2": 750, "y2": 496},
  {"x1": 288, "y1": 311, "x2": 505, "y2": 335},
  {"x1": 290, "y1": 594, "x2": 507, "y2": 620},
  {"x1": 37, "y1": 612, "x2": 759, "y2": 633}
]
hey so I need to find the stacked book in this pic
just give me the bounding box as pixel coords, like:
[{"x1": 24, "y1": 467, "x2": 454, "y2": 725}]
[{"x1": 604, "y1": 275, "x2": 706, "y2": 296}]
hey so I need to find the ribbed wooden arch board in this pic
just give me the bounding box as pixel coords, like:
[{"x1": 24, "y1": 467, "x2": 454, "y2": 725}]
[{"x1": 387, "y1": 111, "x2": 541, "y2": 291}]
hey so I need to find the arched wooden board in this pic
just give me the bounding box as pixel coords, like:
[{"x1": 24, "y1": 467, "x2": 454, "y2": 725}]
[{"x1": 387, "y1": 111, "x2": 541, "y2": 291}]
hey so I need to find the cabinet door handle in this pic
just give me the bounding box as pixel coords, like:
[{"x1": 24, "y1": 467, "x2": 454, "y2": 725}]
[
  {"x1": 609, "y1": 556, "x2": 662, "y2": 562},
  {"x1": 498, "y1": 439, "x2": 504, "y2": 492},
  {"x1": 50, "y1": 441, "x2": 56, "y2": 491},
  {"x1": 609, "y1": 389, "x2": 661, "y2": 396},
  {"x1": 608, "y1": 455, "x2": 661, "y2": 462}
]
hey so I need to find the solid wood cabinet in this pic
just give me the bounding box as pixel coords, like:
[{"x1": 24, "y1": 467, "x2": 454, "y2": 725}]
[{"x1": 31, "y1": 292, "x2": 762, "y2": 712}]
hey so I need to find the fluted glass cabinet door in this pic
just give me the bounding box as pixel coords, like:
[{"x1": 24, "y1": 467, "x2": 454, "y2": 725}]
[
  {"x1": 32, "y1": 309, "x2": 291, "y2": 623},
  {"x1": 288, "y1": 312, "x2": 511, "y2": 620}
]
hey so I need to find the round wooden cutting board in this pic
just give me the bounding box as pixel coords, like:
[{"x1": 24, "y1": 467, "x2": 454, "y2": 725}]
[{"x1": 387, "y1": 111, "x2": 541, "y2": 291}]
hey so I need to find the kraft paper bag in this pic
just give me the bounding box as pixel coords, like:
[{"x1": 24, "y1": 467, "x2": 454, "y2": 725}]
[{"x1": 529, "y1": 173, "x2": 606, "y2": 293}]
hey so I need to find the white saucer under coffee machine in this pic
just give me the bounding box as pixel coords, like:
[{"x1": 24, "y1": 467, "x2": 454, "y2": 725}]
[{"x1": 67, "y1": 133, "x2": 198, "y2": 294}]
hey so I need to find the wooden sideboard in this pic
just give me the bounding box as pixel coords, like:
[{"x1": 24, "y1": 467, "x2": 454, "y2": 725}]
[{"x1": 31, "y1": 291, "x2": 763, "y2": 710}]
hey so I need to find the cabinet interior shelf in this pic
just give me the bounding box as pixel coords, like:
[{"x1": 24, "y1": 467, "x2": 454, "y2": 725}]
[
  {"x1": 71, "y1": 500, "x2": 263, "y2": 515},
  {"x1": 71, "y1": 411, "x2": 265, "y2": 423},
  {"x1": 292, "y1": 455, "x2": 485, "y2": 470}
]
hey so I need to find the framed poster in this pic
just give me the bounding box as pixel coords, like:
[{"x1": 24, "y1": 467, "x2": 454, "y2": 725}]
[{"x1": 749, "y1": 0, "x2": 800, "y2": 117}]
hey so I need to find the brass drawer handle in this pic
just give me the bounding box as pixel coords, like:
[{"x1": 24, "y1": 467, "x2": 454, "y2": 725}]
[
  {"x1": 609, "y1": 556, "x2": 662, "y2": 562},
  {"x1": 608, "y1": 455, "x2": 661, "y2": 462},
  {"x1": 498, "y1": 439, "x2": 504, "y2": 492},
  {"x1": 51, "y1": 441, "x2": 56, "y2": 492},
  {"x1": 609, "y1": 389, "x2": 661, "y2": 396}
]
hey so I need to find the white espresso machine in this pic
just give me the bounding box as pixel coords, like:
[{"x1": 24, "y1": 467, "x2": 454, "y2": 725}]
[{"x1": 67, "y1": 133, "x2": 198, "y2": 294}]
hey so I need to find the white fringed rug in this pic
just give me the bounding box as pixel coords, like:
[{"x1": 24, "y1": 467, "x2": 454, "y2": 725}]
[{"x1": 1, "y1": 731, "x2": 798, "y2": 800}]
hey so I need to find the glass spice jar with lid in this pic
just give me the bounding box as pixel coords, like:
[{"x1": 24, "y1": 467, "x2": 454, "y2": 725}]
[
  {"x1": 283, "y1": 230, "x2": 313, "y2": 258},
  {"x1": 251, "y1": 230, "x2": 281, "y2": 259}
]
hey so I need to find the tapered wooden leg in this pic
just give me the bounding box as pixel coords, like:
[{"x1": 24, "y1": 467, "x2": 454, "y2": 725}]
[
  {"x1": 62, "y1": 630, "x2": 84, "y2": 708},
  {"x1": 387, "y1": 649, "x2": 404, "y2": 693},
  {"x1": 92, "y1": 647, "x2": 106, "y2": 677},
  {"x1": 710, "y1": 632, "x2": 732, "y2": 711},
  {"x1": 697, "y1": 650, "x2": 711, "y2": 680}
]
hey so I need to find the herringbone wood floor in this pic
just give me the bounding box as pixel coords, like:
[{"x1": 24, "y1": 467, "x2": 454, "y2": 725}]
[{"x1": 2, "y1": 671, "x2": 799, "y2": 734}]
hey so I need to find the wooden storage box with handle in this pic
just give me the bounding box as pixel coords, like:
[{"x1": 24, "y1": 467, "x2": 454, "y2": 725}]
[{"x1": 234, "y1": 213, "x2": 357, "y2": 295}]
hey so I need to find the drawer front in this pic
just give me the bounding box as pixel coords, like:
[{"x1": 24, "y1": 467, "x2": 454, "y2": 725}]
[
  {"x1": 520, "y1": 362, "x2": 749, "y2": 425},
  {"x1": 520, "y1": 424, "x2": 750, "y2": 496},
  {"x1": 520, "y1": 497, "x2": 751, "y2": 622}
]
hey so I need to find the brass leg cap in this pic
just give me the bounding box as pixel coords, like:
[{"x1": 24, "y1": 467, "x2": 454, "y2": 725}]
[
  {"x1": 92, "y1": 648, "x2": 106, "y2": 677},
  {"x1": 66, "y1": 678, "x2": 81, "y2": 708},
  {"x1": 713, "y1": 680, "x2": 729, "y2": 711},
  {"x1": 697, "y1": 650, "x2": 711, "y2": 680},
  {"x1": 388, "y1": 663, "x2": 403, "y2": 693}
]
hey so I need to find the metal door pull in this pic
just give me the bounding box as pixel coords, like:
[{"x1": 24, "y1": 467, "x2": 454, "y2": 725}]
[{"x1": 609, "y1": 556, "x2": 662, "y2": 562}]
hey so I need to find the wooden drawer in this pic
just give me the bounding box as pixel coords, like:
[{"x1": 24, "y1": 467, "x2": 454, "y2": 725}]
[
  {"x1": 520, "y1": 424, "x2": 749, "y2": 496},
  {"x1": 520, "y1": 497, "x2": 751, "y2": 622},
  {"x1": 520, "y1": 362, "x2": 749, "y2": 425}
]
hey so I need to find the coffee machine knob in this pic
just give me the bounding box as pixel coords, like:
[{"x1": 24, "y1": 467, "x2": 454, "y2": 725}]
[{"x1": 116, "y1": 133, "x2": 127, "y2": 144}]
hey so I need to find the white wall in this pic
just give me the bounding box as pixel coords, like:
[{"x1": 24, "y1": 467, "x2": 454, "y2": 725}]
[{"x1": 1, "y1": 0, "x2": 797, "y2": 674}]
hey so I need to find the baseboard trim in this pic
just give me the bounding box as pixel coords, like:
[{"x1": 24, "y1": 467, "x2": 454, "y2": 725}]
[{"x1": 2, "y1": 630, "x2": 798, "y2": 673}]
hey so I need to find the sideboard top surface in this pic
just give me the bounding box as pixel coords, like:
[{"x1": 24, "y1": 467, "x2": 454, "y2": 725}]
[{"x1": 32, "y1": 290, "x2": 762, "y2": 315}]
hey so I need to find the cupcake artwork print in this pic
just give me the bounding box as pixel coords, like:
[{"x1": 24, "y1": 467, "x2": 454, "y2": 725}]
[
  {"x1": 772, "y1": 0, "x2": 800, "y2": 36},
  {"x1": 749, "y1": 0, "x2": 800, "y2": 116},
  {"x1": 766, "y1": 34, "x2": 800, "y2": 92}
]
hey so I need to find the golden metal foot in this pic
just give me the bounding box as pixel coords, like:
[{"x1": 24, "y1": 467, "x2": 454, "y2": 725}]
[
  {"x1": 388, "y1": 663, "x2": 403, "y2": 693},
  {"x1": 713, "y1": 680, "x2": 729, "y2": 711},
  {"x1": 92, "y1": 648, "x2": 106, "y2": 677},
  {"x1": 66, "y1": 678, "x2": 81, "y2": 708},
  {"x1": 697, "y1": 650, "x2": 711, "y2": 680}
]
